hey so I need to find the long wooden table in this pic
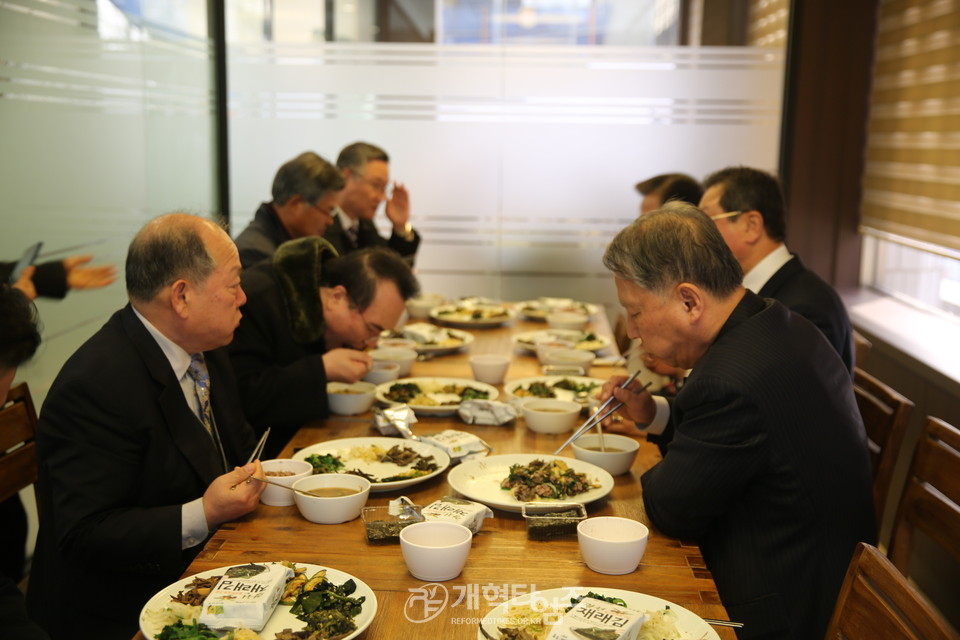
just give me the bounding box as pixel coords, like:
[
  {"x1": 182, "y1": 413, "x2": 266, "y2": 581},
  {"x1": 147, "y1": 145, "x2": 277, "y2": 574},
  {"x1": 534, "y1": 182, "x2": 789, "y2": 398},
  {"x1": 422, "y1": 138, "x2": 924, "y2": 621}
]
[{"x1": 134, "y1": 309, "x2": 735, "y2": 639}]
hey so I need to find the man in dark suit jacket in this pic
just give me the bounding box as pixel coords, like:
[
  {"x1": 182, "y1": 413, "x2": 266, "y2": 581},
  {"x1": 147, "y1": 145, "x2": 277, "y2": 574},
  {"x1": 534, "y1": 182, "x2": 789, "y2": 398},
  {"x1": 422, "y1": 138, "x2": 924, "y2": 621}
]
[
  {"x1": 233, "y1": 151, "x2": 345, "y2": 268},
  {"x1": 27, "y1": 214, "x2": 266, "y2": 640},
  {"x1": 323, "y1": 142, "x2": 420, "y2": 265},
  {"x1": 229, "y1": 239, "x2": 419, "y2": 457},
  {"x1": 601, "y1": 203, "x2": 875, "y2": 640},
  {"x1": 700, "y1": 166, "x2": 855, "y2": 373}
]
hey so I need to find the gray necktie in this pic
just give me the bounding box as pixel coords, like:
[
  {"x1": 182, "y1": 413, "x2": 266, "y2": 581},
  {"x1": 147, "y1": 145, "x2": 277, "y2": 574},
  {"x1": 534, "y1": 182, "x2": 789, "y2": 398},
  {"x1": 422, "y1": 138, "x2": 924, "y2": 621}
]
[
  {"x1": 346, "y1": 224, "x2": 359, "y2": 247},
  {"x1": 186, "y1": 353, "x2": 227, "y2": 471}
]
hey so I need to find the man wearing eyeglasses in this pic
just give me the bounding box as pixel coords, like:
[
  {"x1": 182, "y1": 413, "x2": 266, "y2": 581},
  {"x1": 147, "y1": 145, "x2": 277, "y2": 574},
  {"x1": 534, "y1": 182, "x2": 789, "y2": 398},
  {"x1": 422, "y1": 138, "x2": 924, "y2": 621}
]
[
  {"x1": 228, "y1": 238, "x2": 420, "y2": 457},
  {"x1": 700, "y1": 166, "x2": 855, "y2": 373},
  {"x1": 323, "y1": 141, "x2": 421, "y2": 265},
  {"x1": 234, "y1": 151, "x2": 345, "y2": 268}
]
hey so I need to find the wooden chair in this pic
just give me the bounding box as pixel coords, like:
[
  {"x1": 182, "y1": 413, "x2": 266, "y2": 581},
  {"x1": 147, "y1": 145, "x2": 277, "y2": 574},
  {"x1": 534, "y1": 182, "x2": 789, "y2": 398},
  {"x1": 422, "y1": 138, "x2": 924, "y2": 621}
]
[
  {"x1": 889, "y1": 416, "x2": 960, "y2": 576},
  {"x1": 825, "y1": 542, "x2": 959, "y2": 639},
  {"x1": 0, "y1": 382, "x2": 39, "y2": 505},
  {"x1": 853, "y1": 329, "x2": 872, "y2": 367},
  {"x1": 853, "y1": 367, "x2": 914, "y2": 523}
]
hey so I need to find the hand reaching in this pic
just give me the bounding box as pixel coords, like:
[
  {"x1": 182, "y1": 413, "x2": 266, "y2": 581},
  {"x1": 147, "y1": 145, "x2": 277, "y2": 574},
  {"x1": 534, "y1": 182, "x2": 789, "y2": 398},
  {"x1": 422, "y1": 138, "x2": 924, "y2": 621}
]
[
  {"x1": 385, "y1": 181, "x2": 410, "y2": 231},
  {"x1": 323, "y1": 348, "x2": 373, "y2": 383},
  {"x1": 63, "y1": 254, "x2": 117, "y2": 291}
]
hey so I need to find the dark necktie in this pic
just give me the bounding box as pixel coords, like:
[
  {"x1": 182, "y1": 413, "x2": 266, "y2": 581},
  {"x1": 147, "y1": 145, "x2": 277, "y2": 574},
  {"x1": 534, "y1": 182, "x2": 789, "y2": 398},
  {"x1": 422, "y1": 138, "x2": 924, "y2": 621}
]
[{"x1": 346, "y1": 224, "x2": 359, "y2": 248}]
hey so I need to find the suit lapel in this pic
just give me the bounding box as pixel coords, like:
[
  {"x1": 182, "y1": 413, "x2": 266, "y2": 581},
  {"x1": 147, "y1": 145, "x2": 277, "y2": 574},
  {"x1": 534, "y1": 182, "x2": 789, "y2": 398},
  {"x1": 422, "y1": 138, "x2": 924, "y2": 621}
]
[
  {"x1": 757, "y1": 255, "x2": 802, "y2": 298},
  {"x1": 119, "y1": 305, "x2": 226, "y2": 485}
]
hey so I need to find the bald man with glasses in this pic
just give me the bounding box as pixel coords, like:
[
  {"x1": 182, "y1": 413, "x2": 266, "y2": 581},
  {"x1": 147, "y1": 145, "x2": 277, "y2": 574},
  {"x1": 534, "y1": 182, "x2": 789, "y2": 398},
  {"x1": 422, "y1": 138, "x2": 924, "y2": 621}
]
[{"x1": 228, "y1": 238, "x2": 420, "y2": 457}]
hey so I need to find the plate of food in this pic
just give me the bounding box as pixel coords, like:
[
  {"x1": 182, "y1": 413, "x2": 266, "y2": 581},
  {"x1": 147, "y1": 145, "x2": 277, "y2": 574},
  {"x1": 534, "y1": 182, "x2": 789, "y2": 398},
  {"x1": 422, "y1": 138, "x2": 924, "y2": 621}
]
[
  {"x1": 140, "y1": 561, "x2": 377, "y2": 640},
  {"x1": 478, "y1": 587, "x2": 720, "y2": 640},
  {"x1": 376, "y1": 377, "x2": 499, "y2": 416},
  {"x1": 513, "y1": 329, "x2": 611, "y2": 354},
  {"x1": 447, "y1": 454, "x2": 614, "y2": 512},
  {"x1": 515, "y1": 298, "x2": 600, "y2": 321},
  {"x1": 430, "y1": 303, "x2": 515, "y2": 328},
  {"x1": 503, "y1": 376, "x2": 606, "y2": 405},
  {"x1": 292, "y1": 437, "x2": 450, "y2": 492},
  {"x1": 395, "y1": 322, "x2": 475, "y2": 355}
]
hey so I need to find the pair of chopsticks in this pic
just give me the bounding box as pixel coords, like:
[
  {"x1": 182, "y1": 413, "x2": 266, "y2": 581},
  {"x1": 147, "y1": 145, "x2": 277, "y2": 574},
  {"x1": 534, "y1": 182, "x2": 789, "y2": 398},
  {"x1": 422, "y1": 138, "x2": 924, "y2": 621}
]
[
  {"x1": 245, "y1": 427, "x2": 270, "y2": 464},
  {"x1": 553, "y1": 372, "x2": 652, "y2": 455}
]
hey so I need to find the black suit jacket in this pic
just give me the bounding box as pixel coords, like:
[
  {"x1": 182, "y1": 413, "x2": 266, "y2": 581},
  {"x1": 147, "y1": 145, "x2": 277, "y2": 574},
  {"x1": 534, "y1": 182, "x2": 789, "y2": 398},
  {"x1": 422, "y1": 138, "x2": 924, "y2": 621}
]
[
  {"x1": 228, "y1": 256, "x2": 330, "y2": 458},
  {"x1": 28, "y1": 305, "x2": 256, "y2": 640},
  {"x1": 642, "y1": 292, "x2": 875, "y2": 640},
  {"x1": 757, "y1": 254, "x2": 854, "y2": 373},
  {"x1": 233, "y1": 203, "x2": 293, "y2": 269},
  {"x1": 323, "y1": 214, "x2": 420, "y2": 265},
  {"x1": 0, "y1": 260, "x2": 68, "y2": 298}
]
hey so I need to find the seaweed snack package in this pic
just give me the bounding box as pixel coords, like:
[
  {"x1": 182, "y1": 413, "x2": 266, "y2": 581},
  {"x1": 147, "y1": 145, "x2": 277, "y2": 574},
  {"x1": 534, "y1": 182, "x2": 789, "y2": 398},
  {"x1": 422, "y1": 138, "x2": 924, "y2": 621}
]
[
  {"x1": 198, "y1": 562, "x2": 293, "y2": 631},
  {"x1": 422, "y1": 496, "x2": 493, "y2": 534},
  {"x1": 545, "y1": 597, "x2": 646, "y2": 640},
  {"x1": 420, "y1": 429, "x2": 490, "y2": 463}
]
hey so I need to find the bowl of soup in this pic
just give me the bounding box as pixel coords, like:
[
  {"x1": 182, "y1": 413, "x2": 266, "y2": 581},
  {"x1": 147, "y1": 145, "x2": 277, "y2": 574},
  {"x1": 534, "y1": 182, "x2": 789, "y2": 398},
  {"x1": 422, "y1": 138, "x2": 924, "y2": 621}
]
[
  {"x1": 571, "y1": 434, "x2": 640, "y2": 476},
  {"x1": 327, "y1": 381, "x2": 377, "y2": 415},
  {"x1": 292, "y1": 473, "x2": 371, "y2": 524},
  {"x1": 521, "y1": 398, "x2": 582, "y2": 434}
]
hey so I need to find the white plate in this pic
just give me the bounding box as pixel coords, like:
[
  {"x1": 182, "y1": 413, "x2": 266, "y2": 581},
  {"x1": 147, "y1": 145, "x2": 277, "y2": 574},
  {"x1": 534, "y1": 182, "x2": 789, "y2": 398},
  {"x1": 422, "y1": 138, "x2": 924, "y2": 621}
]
[
  {"x1": 514, "y1": 299, "x2": 600, "y2": 321},
  {"x1": 513, "y1": 329, "x2": 612, "y2": 354},
  {"x1": 430, "y1": 304, "x2": 516, "y2": 328},
  {"x1": 139, "y1": 562, "x2": 377, "y2": 640},
  {"x1": 447, "y1": 454, "x2": 614, "y2": 513},
  {"x1": 411, "y1": 327, "x2": 475, "y2": 355},
  {"x1": 503, "y1": 376, "x2": 607, "y2": 405},
  {"x1": 292, "y1": 437, "x2": 450, "y2": 492},
  {"x1": 376, "y1": 377, "x2": 500, "y2": 416},
  {"x1": 478, "y1": 587, "x2": 719, "y2": 640}
]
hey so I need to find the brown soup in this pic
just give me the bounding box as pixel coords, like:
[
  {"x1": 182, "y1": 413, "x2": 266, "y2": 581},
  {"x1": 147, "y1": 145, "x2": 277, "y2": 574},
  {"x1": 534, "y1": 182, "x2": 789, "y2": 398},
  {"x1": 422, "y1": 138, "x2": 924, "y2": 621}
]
[{"x1": 306, "y1": 487, "x2": 359, "y2": 497}]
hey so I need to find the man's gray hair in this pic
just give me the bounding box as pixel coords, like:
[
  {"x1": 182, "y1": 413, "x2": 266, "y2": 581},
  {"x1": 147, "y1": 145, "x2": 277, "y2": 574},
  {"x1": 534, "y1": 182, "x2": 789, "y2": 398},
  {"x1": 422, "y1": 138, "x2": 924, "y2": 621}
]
[
  {"x1": 126, "y1": 215, "x2": 219, "y2": 303},
  {"x1": 603, "y1": 201, "x2": 743, "y2": 297},
  {"x1": 336, "y1": 142, "x2": 389, "y2": 173},
  {"x1": 272, "y1": 151, "x2": 345, "y2": 206}
]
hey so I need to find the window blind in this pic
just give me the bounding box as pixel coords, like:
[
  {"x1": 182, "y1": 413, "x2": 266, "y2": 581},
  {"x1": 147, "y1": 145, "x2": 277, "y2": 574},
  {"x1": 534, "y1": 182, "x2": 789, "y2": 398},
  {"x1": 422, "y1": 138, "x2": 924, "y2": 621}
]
[{"x1": 860, "y1": 0, "x2": 960, "y2": 252}]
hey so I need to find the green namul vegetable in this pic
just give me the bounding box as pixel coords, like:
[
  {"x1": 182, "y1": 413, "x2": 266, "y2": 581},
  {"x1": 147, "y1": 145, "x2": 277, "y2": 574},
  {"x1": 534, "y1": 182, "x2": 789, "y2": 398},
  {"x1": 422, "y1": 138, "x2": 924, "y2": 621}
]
[
  {"x1": 155, "y1": 620, "x2": 219, "y2": 640},
  {"x1": 305, "y1": 453, "x2": 344, "y2": 474},
  {"x1": 289, "y1": 576, "x2": 365, "y2": 638}
]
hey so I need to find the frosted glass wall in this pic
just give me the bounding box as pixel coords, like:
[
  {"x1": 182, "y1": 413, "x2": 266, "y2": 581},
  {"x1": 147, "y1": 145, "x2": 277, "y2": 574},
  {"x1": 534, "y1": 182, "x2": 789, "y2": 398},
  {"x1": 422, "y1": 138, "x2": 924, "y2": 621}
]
[
  {"x1": 227, "y1": 42, "x2": 785, "y2": 309},
  {"x1": 0, "y1": 0, "x2": 217, "y2": 406}
]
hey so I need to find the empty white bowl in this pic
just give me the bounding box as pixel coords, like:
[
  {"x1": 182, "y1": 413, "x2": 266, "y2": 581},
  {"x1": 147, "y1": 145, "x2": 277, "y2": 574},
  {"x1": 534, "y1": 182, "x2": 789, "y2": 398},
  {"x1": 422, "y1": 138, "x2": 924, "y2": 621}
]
[
  {"x1": 370, "y1": 347, "x2": 418, "y2": 377},
  {"x1": 521, "y1": 398, "x2": 582, "y2": 434},
  {"x1": 539, "y1": 348, "x2": 596, "y2": 372},
  {"x1": 327, "y1": 381, "x2": 376, "y2": 415},
  {"x1": 292, "y1": 473, "x2": 371, "y2": 524},
  {"x1": 400, "y1": 521, "x2": 473, "y2": 581},
  {"x1": 571, "y1": 434, "x2": 640, "y2": 476},
  {"x1": 577, "y1": 516, "x2": 649, "y2": 575},
  {"x1": 406, "y1": 293, "x2": 446, "y2": 319},
  {"x1": 547, "y1": 311, "x2": 589, "y2": 331},
  {"x1": 259, "y1": 459, "x2": 314, "y2": 506},
  {"x1": 363, "y1": 361, "x2": 401, "y2": 385},
  {"x1": 469, "y1": 354, "x2": 511, "y2": 385}
]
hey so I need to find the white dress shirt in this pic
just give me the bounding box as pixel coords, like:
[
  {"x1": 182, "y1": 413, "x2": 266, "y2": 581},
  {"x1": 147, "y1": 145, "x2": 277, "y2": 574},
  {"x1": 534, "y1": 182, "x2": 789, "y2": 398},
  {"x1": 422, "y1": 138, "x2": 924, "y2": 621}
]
[{"x1": 132, "y1": 307, "x2": 211, "y2": 549}]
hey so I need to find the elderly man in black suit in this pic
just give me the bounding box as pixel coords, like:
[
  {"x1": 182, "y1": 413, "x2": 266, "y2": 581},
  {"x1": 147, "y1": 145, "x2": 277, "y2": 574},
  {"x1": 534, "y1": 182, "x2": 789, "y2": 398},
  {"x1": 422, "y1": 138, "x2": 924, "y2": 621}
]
[
  {"x1": 234, "y1": 151, "x2": 345, "y2": 268},
  {"x1": 600, "y1": 202, "x2": 875, "y2": 640},
  {"x1": 323, "y1": 142, "x2": 421, "y2": 265},
  {"x1": 699, "y1": 166, "x2": 855, "y2": 373},
  {"x1": 28, "y1": 213, "x2": 266, "y2": 640}
]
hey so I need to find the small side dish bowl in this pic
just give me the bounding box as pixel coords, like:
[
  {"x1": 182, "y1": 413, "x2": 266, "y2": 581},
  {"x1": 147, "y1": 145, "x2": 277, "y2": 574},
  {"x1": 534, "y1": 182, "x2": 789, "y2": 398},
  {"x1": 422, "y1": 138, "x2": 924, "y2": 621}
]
[
  {"x1": 571, "y1": 434, "x2": 640, "y2": 476},
  {"x1": 521, "y1": 398, "x2": 582, "y2": 434},
  {"x1": 259, "y1": 459, "x2": 314, "y2": 506},
  {"x1": 377, "y1": 337, "x2": 418, "y2": 351},
  {"x1": 539, "y1": 348, "x2": 596, "y2": 372},
  {"x1": 406, "y1": 293, "x2": 446, "y2": 319},
  {"x1": 363, "y1": 361, "x2": 401, "y2": 385},
  {"x1": 370, "y1": 348, "x2": 418, "y2": 377},
  {"x1": 327, "y1": 381, "x2": 377, "y2": 415},
  {"x1": 292, "y1": 473, "x2": 371, "y2": 524},
  {"x1": 546, "y1": 311, "x2": 589, "y2": 331}
]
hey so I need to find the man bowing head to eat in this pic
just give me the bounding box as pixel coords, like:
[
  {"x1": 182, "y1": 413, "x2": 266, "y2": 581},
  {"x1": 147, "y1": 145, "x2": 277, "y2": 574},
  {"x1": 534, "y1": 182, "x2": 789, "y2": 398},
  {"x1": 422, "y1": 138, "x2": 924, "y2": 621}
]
[
  {"x1": 598, "y1": 202, "x2": 874, "y2": 640},
  {"x1": 28, "y1": 213, "x2": 266, "y2": 640}
]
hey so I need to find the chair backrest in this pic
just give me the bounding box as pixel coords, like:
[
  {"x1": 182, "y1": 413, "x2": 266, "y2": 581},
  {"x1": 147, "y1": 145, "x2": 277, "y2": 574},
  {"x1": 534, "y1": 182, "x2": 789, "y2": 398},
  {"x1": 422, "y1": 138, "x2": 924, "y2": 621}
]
[
  {"x1": 825, "y1": 542, "x2": 958, "y2": 640},
  {"x1": 889, "y1": 416, "x2": 960, "y2": 575},
  {"x1": 0, "y1": 382, "x2": 39, "y2": 503},
  {"x1": 853, "y1": 367, "x2": 914, "y2": 523},
  {"x1": 853, "y1": 329, "x2": 872, "y2": 368}
]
